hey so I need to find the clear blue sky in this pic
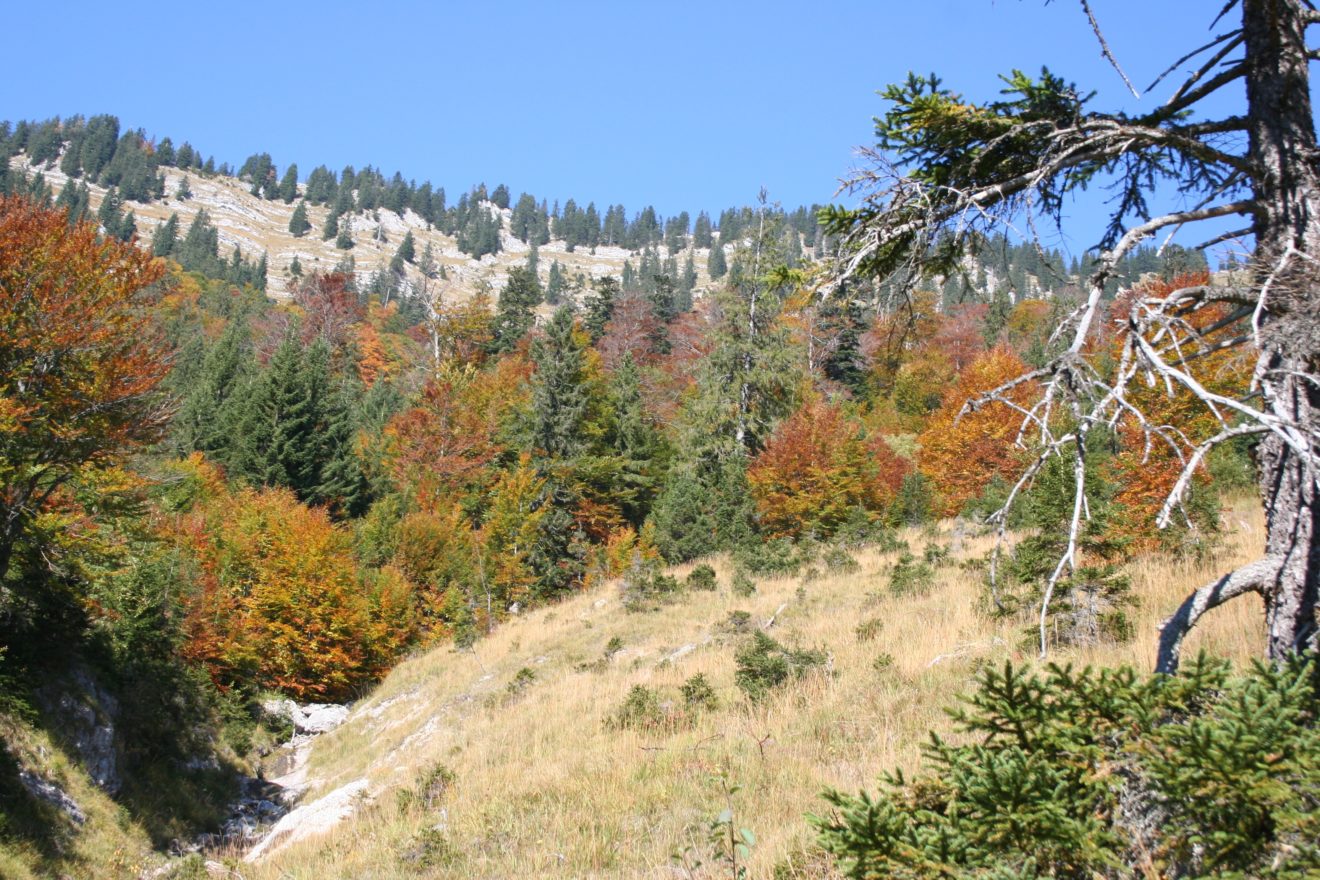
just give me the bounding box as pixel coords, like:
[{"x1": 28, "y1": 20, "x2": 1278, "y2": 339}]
[{"x1": 2, "y1": 1, "x2": 1243, "y2": 253}]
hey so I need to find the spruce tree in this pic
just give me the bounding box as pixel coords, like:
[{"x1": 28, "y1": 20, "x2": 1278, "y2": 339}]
[
  {"x1": 583, "y1": 275, "x2": 618, "y2": 342},
  {"x1": 288, "y1": 200, "x2": 311, "y2": 237},
  {"x1": 117, "y1": 209, "x2": 136, "y2": 242},
  {"x1": 489, "y1": 266, "x2": 541, "y2": 353},
  {"x1": 97, "y1": 185, "x2": 123, "y2": 236},
  {"x1": 530, "y1": 305, "x2": 589, "y2": 459},
  {"x1": 545, "y1": 259, "x2": 565, "y2": 305},
  {"x1": 276, "y1": 163, "x2": 298, "y2": 203},
  {"x1": 174, "y1": 315, "x2": 252, "y2": 458},
  {"x1": 397, "y1": 229, "x2": 415, "y2": 263},
  {"x1": 707, "y1": 241, "x2": 727, "y2": 279},
  {"x1": 609, "y1": 353, "x2": 667, "y2": 526}
]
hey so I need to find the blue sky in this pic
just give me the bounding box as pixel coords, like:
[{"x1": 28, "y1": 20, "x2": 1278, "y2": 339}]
[{"x1": 3, "y1": 1, "x2": 1242, "y2": 254}]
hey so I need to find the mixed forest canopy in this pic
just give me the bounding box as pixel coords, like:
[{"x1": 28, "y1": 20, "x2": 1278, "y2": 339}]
[{"x1": 0, "y1": 109, "x2": 1219, "y2": 706}]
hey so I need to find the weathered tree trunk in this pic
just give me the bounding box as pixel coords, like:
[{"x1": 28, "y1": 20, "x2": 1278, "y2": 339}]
[{"x1": 1244, "y1": 0, "x2": 1320, "y2": 660}]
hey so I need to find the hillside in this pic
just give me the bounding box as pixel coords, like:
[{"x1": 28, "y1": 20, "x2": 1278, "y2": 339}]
[
  {"x1": 222, "y1": 502, "x2": 1265, "y2": 879},
  {"x1": 6, "y1": 152, "x2": 722, "y2": 302},
  {"x1": 0, "y1": 101, "x2": 1297, "y2": 880}
]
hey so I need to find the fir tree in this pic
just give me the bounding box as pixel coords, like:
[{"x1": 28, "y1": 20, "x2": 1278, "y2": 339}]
[
  {"x1": 530, "y1": 305, "x2": 590, "y2": 459},
  {"x1": 117, "y1": 209, "x2": 136, "y2": 242},
  {"x1": 97, "y1": 185, "x2": 124, "y2": 236}
]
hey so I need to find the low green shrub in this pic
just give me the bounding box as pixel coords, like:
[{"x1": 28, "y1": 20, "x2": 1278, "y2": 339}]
[
  {"x1": 888, "y1": 552, "x2": 935, "y2": 596},
  {"x1": 734, "y1": 537, "x2": 812, "y2": 576},
  {"x1": 822, "y1": 546, "x2": 860, "y2": 573},
  {"x1": 734, "y1": 631, "x2": 826, "y2": 702},
  {"x1": 854, "y1": 618, "x2": 883, "y2": 643},
  {"x1": 686, "y1": 564, "x2": 719, "y2": 591},
  {"x1": 681, "y1": 673, "x2": 720, "y2": 713},
  {"x1": 608, "y1": 684, "x2": 684, "y2": 731},
  {"x1": 621, "y1": 556, "x2": 683, "y2": 612}
]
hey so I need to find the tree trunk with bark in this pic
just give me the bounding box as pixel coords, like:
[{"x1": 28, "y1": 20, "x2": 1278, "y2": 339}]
[{"x1": 1244, "y1": 0, "x2": 1320, "y2": 661}]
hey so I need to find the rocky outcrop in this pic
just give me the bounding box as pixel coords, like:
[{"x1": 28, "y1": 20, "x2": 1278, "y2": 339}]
[
  {"x1": 36, "y1": 667, "x2": 120, "y2": 794},
  {"x1": 260, "y1": 699, "x2": 349, "y2": 736},
  {"x1": 16, "y1": 769, "x2": 85, "y2": 825},
  {"x1": 242, "y1": 778, "x2": 372, "y2": 863}
]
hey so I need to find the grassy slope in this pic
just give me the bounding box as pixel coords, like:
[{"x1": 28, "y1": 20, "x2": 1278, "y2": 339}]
[{"x1": 233, "y1": 499, "x2": 1265, "y2": 879}]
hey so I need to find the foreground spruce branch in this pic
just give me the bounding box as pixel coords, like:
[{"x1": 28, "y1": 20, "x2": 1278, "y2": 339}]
[{"x1": 824, "y1": 0, "x2": 1320, "y2": 669}]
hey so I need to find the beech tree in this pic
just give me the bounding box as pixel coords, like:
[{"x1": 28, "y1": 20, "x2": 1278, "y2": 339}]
[
  {"x1": 824, "y1": 1, "x2": 1320, "y2": 668},
  {"x1": 0, "y1": 196, "x2": 169, "y2": 584}
]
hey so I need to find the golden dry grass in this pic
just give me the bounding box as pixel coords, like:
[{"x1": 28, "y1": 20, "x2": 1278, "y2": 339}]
[{"x1": 237, "y1": 497, "x2": 1266, "y2": 880}]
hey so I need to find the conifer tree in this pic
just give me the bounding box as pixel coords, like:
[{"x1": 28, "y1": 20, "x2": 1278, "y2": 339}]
[
  {"x1": 545, "y1": 259, "x2": 565, "y2": 305},
  {"x1": 174, "y1": 314, "x2": 252, "y2": 457},
  {"x1": 489, "y1": 266, "x2": 541, "y2": 353},
  {"x1": 277, "y1": 162, "x2": 300, "y2": 201},
  {"x1": 397, "y1": 229, "x2": 415, "y2": 264},
  {"x1": 693, "y1": 211, "x2": 713, "y2": 248},
  {"x1": 707, "y1": 241, "x2": 727, "y2": 279},
  {"x1": 97, "y1": 185, "x2": 123, "y2": 236},
  {"x1": 117, "y1": 209, "x2": 136, "y2": 242},
  {"x1": 530, "y1": 305, "x2": 589, "y2": 460},
  {"x1": 609, "y1": 353, "x2": 667, "y2": 526},
  {"x1": 583, "y1": 275, "x2": 619, "y2": 342},
  {"x1": 288, "y1": 200, "x2": 311, "y2": 237}
]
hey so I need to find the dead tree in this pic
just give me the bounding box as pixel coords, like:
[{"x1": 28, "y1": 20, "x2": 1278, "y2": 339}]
[{"x1": 824, "y1": 0, "x2": 1319, "y2": 671}]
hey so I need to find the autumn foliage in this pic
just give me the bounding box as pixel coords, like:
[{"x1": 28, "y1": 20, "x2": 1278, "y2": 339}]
[
  {"x1": 1106, "y1": 274, "x2": 1252, "y2": 548},
  {"x1": 748, "y1": 398, "x2": 910, "y2": 538},
  {"x1": 0, "y1": 195, "x2": 169, "y2": 579},
  {"x1": 173, "y1": 473, "x2": 408, "y2": 700},
  {"x1": 918, "y1": 346, "x2": 1038, "y2": 516}
]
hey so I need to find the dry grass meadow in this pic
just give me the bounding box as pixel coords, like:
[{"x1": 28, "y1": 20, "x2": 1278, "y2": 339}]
[{"x1": 223, "y1": 497, "x2": 1267, "y2": 880}]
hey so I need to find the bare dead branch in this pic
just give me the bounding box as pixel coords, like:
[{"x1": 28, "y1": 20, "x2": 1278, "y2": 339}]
[
  {"x1": 1155, "y1": 555, "x2": 1280, "y2": 673},
  {"x1": 1079, "y1": 0, "x2": 1141, "y2": 97},
  {"x1": 1145, "y1": 30, "x2": 1243, "y2": 94}
]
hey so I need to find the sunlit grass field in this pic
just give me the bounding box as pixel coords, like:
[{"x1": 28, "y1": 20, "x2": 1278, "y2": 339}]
[{"x1": 234, "y1": 497, "x2": 1265, "y2": 879}]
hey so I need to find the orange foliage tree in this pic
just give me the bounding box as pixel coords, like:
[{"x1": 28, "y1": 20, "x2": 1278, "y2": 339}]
[
  {"x1": 0, "y1": 195, "x2": 169, "y2": 582},
  {"x1": 918, "y1": 346, "x2": 1038, "y2": 516},
  {"x1": 384, "y1": 357, "x2": 529, "y2": 512},
  {"x1": 747, "y1": 398, "x2": 909, "y2": 538},
  {"x1": 176, "y1": 484, "x2": 405, "y2": 700}
]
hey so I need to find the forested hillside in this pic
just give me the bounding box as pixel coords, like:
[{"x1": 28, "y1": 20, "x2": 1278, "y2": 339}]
[{"x1": 0, "y1": 28, "x2": 1311, "y2": 873}]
